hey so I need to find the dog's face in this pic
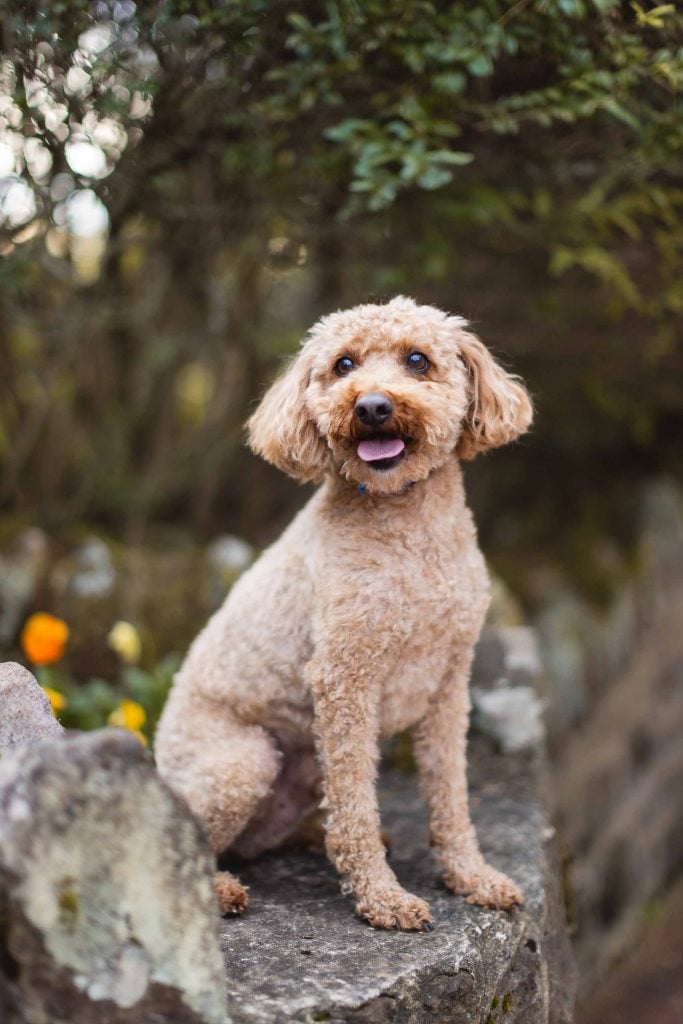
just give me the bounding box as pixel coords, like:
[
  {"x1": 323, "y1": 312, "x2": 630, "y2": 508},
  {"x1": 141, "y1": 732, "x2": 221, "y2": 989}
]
[{"x1": 248, "y1": 297, "x2": 532, "y2": 494}]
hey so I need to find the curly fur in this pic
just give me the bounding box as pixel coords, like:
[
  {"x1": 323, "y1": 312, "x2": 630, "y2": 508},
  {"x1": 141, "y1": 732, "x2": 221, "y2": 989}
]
[{"x1": 155, "y1": 296, "x2": 532, "y2": 930}]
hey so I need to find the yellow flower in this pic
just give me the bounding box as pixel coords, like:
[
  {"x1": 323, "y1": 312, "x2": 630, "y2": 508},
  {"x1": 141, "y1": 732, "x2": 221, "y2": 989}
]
[
  {"x1": 107, "y1": 621, "x2": 142, "y2": 664},
  {"x1": 21, "y1": 613, "x2": 70, "y2": 666},
  {"x1": 108, "y1": 698, "x2": 146, "y2": 732},
  {"x1": 42, "y1": 685, "x2": 67, "y2": 715}
]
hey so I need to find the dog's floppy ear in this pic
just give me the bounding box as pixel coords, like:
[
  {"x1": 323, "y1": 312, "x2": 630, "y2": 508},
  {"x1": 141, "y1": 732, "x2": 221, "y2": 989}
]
[
  {"x1": 247, "y1": 347, "x2": 330, "y2": 482},
  {"x1": 455, "y1": 330, "x2": 533, "y2": 460}
]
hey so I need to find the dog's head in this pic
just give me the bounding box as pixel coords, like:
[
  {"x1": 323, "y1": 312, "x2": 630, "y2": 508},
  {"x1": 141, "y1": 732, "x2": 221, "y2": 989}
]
[{"x1": 248, "y1": 297, "x2": 532, "y2": 494}]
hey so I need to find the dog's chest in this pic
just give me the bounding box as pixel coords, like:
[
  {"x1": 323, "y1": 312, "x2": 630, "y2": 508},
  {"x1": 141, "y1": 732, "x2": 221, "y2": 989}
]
[
  {"x1": 378, "y1": 651, "x2": 447, "y2": 735},
  {"x1": 377, "y1": 525, "x2": 486, "y2": 626},
  {"x1": 369, "y1": 531, "x2": 487, "y2": 734},
  {"x1": 315, "y1": 475, "x2": 489, "y2": 733},
  {"x1": 333, "y1": 540, "x2": 481, "y2": 736}
]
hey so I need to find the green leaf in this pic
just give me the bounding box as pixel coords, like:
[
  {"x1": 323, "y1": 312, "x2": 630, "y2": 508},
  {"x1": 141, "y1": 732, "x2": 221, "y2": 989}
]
[
  {"x1": 467, "y1": 53, "x2": 493, "y2": 77},
  {"x1": 599, "y1": 98, "x2": 639, "y2": 130},
  {"x1": 429, "y1": 150, "x2": 474, "y2": 166},
  {"x1": 434, "y1": 71, "x2": 466, "y2": 95},
  {"x1": 324, "y1": 119, "x2": 370, "y2": 143},
  {"x1": 417, "y1": 167, "x2": 454, "y2": 190},
  {"x1": 286, "y1": 13, "x2": 312, "y2": 33}
]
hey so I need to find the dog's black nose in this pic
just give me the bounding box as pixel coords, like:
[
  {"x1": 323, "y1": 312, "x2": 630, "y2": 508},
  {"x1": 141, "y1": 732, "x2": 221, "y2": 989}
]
[{"x1": 355, "y1": 393, "x2": 393, "y2": 427}]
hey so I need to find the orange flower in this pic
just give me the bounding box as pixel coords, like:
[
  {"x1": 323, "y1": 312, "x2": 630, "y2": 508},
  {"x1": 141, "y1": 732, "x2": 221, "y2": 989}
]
[{"x1": 21, "y1": 613, "x2": 70, "y2": 666}]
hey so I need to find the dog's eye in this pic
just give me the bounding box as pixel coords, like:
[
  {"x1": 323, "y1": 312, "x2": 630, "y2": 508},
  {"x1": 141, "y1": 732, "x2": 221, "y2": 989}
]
[
  {"x1": 335, "y1": 356, "x2": 356, "y2": 376},
  {"x1": 406, "y1": 351, "x2": 430, "y2": 373}
]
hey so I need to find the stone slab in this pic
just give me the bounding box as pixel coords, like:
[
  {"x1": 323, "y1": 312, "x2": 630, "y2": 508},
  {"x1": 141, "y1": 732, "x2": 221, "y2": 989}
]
[
  {"x1": 219, "y1": 739, "x2": 575, "y2": 1024},
  {"x1": 0, "y1": 729, "x2": 228, "y2": 1024},
  {"x1": 0, "y1": 661, "x2": 64, "y2": 753}
]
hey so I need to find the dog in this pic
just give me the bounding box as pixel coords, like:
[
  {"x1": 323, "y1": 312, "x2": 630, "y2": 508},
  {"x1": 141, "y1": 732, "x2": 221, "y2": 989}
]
[{"x1": 155, "y1": 296, "x2": 532, "y2": 931}]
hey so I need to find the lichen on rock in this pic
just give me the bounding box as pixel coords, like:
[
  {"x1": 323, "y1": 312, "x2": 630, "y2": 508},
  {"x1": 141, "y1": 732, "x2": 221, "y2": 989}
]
[{"x1": 0, "y1": 726, "x2": 228, "y2": 1024}]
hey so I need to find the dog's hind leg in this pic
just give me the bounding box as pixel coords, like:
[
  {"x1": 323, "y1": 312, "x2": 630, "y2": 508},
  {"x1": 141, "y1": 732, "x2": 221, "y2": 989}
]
[
  {"x1": 155, "y1": 694, "x2": 281, "y2": 914},
  {"x1": 230, "y1": 744, "x2": 321, "y2": 858}
]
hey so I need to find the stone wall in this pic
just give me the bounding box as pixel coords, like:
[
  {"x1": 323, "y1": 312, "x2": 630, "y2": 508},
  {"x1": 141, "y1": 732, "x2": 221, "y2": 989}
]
[
  {"x1": 3, "y1": 478, "x2": 681, "y2": 1003},
  {"x1": 533, "y1": 478, "x2": 683, "y2": 991},
  {"x1": 219, "y1": 742, "x2": 574, "y2": 1024},
  {"x1": 0, "y1": 657, "x2": 575, "y2": 1024}
]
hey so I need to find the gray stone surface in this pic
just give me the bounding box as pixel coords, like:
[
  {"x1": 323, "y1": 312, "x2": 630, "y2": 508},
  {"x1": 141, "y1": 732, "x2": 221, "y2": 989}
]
[
  {"x1": 219, "y1": 739, "x2": 575, "y2": 1023},
  {"x1": 533, "y1": 479, "x2": 683, "y2": 991},
  {"x1": 0, "y1": 661, "x2": 64, "y2": 753},
  {"x1": 0, "y1": 730, "x2": 228, "y2": 1024},
  {"x1": 472, "y1": 686, "x2": 545, "y2": 754},
  {"x1": 0, "y1": 634, "x2": 574, "y2": 1023},
  {"x1": 65, "y1": 537, "x2": 117, "y2": 599},
  {"x1": 471, "y1": 626, "x2": 545, "y2": 754}
]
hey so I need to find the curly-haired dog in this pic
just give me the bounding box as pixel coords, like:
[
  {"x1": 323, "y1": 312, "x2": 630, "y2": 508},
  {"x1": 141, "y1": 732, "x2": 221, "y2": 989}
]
[{"x1": 155, "y1": 296, "x2": 532, "y2": 931}]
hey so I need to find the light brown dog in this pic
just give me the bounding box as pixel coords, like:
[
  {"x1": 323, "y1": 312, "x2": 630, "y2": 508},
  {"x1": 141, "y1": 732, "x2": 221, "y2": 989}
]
[{"x1": 155, "y1": 296, "x2": 532, "y2": 931}]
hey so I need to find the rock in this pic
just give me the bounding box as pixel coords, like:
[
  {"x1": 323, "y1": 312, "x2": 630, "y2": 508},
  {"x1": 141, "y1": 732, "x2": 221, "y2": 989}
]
[
  {"x1": 219, "y1": 739, "x2": 575, "y2": 1023},
  {"x1": 0, "y1": 528, "x2": 49, "y2": 645},
  {"x1": 471, "y1": 627, "x2": 546, "y2": 753},
  {"x1": 498, "y1": 626, "x2": 543, "y2": 687},
  {"x1": 66, "y1": 538, "x2": 117, "y2": 599},
  {"x1": 473, "y1": 626, "x2": 543, "y2": 692},
  {"x1": 534, "y1": 593, "x2": 591, "y2": 739},
  {"x1": 0, "y1": 730, "x2": 227, "y2": 1024},
  {"x1": 472, "y1": 627, "x2": 507, "y2": 688},
  {"x1": 472, "y1": 686, "x2": 546, "y2": 754},
  {"x1": 0, "y1": 662, "x2": 64, "y2": 753}
]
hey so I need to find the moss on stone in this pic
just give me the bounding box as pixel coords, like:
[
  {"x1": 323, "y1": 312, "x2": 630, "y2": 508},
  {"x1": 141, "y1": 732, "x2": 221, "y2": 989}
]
[{"x1": 58, "y1": 882, "x2": 79, "y2": 920}]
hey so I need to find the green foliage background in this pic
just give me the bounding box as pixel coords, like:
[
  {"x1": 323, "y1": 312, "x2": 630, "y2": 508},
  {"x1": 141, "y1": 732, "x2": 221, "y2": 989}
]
[{"x1": 1, "y1": 0, "x2": 681, "y2": 590}]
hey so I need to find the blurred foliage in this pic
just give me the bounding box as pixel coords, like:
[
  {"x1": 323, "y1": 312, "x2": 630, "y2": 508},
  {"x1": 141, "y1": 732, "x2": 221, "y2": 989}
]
[
  {"x1": 0, "y1": 1, "x2": 681, "y2": 570},
  {"x1": 38, "y1": 652, "x2": 181, "y2": 742},
  {"x1": 20, "y1": 609, "x2": 178, "y2": 740}
]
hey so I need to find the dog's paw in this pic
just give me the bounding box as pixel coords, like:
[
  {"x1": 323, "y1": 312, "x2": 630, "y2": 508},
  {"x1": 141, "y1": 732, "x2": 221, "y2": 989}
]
[
  {"x1": 214, "y1": 870, "x2": 249, "y2": 915},
  {"x1": 356, "y1": 887, "x2": 434, "y2": 932},
  {"x1": 444, "y1": 862, "x2": 523, "y2": 911}
]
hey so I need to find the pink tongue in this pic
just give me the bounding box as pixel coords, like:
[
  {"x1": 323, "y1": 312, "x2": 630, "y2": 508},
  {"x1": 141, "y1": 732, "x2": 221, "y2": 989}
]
[{"x1": 357, "y1": 437, "x2": 405, "y2": 463}]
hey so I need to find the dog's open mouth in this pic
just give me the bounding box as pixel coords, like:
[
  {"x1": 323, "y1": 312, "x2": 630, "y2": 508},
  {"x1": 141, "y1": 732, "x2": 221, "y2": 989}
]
[{"x1": 357, "y1": 434, "x2": 407, "y2": 471}]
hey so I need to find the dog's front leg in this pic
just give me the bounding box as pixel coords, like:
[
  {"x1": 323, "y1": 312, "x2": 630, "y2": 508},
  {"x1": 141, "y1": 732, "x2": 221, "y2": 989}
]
[
  {"x1": 412, "y1": 650, "x2": 523, "y2": 911},
  {"x1": 308, "y1": 656, "x2": 433, "y2": 932}
]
